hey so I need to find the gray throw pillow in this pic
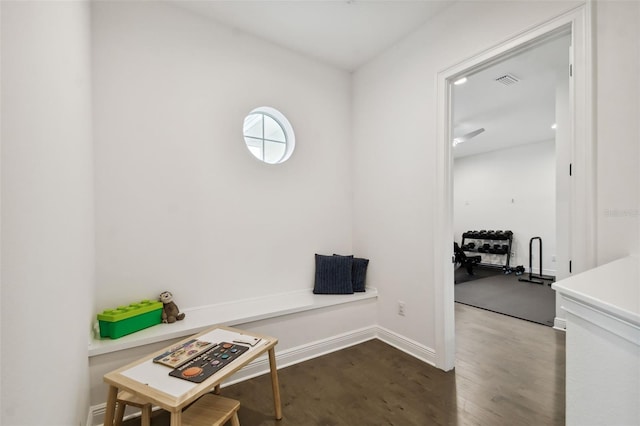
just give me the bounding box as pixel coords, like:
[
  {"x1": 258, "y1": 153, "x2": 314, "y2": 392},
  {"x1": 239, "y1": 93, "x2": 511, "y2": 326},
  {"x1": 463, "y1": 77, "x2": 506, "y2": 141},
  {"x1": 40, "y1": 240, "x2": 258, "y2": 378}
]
[
  {"x1": 334, "y1": 254, "x2": 369, "y2": 292},
  {"x1": 313, "y1": 254, "x2": 354, "y2": 294}
]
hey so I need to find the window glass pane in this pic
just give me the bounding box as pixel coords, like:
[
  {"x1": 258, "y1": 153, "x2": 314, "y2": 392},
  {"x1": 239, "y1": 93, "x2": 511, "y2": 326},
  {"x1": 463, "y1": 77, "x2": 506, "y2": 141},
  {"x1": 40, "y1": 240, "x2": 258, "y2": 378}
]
[
  {"x1": 244, "y1": 136, "x2": 263, "y2": 160},
  {"x1": 263, "y1": 115, "x2": 286, "y2": 142},
  {"x1": 264, "y1": 140, "x2": 286, "y2": 164},
  {"x1": 247, "y1": 145, "x2": 262, "y2": 160},
  {"x1": 243, "y1": 114, "x2": 263, "y2": 139},
  {"x1": 244, "y1": 136, "x2": 262, "y2": 148}
]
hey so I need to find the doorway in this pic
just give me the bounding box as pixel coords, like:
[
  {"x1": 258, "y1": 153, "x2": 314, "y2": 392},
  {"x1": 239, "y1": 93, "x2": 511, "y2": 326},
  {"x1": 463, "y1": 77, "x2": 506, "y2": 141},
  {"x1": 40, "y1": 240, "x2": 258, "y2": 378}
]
[
  {"x1": 451, "y1": 31, "x2": 571, "y2": 327},
  {"x1": 434, "y1": 5, "x2": 595, "y2": 371}
]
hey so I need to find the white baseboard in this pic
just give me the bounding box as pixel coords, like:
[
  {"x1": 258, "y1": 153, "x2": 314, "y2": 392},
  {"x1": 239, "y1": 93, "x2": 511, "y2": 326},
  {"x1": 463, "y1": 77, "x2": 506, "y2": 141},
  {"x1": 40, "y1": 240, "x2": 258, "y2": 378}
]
[
  {"x1": 89, "y1": 325, "x2": 427, "y2": 426},
  {"x1": 375, "y1": 326, "x2": 437, "y2": 366},
  {"x1": 89, "y1": 405, "x2": 106, "y2": 426},
  {"x1": 554, "y1": 316, "x2": 567, "y2": 331}
]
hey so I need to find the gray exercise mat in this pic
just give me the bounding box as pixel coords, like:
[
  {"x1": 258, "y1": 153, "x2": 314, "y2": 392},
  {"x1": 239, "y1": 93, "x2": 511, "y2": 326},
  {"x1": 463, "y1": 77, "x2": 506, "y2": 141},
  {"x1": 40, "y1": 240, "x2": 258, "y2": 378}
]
[
  {"x1": 455, "y1": 272, "x2": 556, "y2": 326},
  {"x1": 454, "y1": 265, "x2": 502, "y2": 284}
]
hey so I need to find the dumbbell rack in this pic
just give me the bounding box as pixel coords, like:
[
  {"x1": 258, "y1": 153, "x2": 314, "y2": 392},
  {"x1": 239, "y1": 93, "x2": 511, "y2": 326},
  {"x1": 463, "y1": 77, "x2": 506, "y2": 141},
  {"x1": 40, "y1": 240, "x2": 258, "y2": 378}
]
[{"x1": 460, "y1": 230, "x2": 513, "y2": 269}]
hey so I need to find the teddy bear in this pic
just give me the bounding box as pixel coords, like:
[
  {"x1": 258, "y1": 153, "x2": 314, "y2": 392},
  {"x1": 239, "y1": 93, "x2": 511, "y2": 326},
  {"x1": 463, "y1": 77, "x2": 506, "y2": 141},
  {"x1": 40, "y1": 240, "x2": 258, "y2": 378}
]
[{"x1": 159, "y1": 291, "x2": 185, "y2": 323}]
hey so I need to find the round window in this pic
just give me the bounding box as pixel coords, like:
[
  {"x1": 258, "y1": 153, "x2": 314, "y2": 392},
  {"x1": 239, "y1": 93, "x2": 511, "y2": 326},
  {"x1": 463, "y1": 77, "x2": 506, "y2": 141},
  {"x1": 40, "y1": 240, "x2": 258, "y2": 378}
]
[{"x1": 243, "y1": 107, "x2": 295, "y2": 164}]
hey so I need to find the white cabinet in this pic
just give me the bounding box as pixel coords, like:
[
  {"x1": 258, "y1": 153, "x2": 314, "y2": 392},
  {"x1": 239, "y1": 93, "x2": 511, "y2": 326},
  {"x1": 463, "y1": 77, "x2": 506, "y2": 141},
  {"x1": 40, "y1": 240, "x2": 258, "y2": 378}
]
[{"x1": 553, "y1": 256, "x2": 640, "y2": 426}]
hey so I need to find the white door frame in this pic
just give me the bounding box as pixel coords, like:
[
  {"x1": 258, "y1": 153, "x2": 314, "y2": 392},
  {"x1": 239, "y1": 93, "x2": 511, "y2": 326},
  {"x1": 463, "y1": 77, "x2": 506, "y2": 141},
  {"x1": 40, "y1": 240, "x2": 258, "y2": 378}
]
[{"x1": 434, "y1": 4, "x2": 595, "y2": 371}]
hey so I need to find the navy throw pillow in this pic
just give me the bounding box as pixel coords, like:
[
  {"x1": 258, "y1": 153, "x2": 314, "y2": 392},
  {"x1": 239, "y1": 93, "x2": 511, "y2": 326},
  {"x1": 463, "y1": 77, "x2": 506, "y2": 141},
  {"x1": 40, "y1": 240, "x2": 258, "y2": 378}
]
[
  {"x1": 313, "y1": 254, "x2": 354, "y2": 294},
  {"x1": 334, "y1": 254, "x2": 369, "y2": 292}
]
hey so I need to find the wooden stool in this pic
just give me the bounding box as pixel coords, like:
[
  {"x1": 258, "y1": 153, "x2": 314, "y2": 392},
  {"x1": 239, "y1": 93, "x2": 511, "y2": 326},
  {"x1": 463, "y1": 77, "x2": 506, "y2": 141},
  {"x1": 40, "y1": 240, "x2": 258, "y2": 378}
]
[
  {"x1": 114, "y1": 390, "x2": 152, "y2": 426},
  {"x1": 182, "y1": 394, "x2": 240, "y2": 426}
]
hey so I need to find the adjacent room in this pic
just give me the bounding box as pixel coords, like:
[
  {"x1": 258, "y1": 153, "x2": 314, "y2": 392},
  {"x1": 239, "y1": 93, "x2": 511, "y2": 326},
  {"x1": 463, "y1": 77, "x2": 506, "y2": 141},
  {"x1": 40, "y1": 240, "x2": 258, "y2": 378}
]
[
  {"x1": 452, "y1": 31, "x2": 570, "y2": 327},
  {"x1": 1, "y1": 1, "x2": 639, "y2": 426}
]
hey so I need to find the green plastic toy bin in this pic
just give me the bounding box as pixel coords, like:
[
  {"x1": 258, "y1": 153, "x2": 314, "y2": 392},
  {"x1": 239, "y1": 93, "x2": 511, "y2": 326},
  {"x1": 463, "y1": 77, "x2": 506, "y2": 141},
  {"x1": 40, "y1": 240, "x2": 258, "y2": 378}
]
[{"x1": 97, "y1": 299, "x2": 163, "y2": 339}]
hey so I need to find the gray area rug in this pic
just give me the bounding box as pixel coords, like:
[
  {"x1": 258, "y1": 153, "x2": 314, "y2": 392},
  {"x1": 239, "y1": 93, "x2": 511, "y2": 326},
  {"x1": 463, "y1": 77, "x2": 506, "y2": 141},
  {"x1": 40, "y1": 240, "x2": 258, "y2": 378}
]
[{"x1": 455, "y1": 269, "x2": 556, "y2": 327}]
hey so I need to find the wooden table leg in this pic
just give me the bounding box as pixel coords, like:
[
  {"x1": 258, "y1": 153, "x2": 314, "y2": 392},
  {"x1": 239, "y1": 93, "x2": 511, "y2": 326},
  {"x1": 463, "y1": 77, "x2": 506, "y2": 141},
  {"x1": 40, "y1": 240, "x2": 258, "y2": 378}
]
[
  {"x1": 141, "y1": 404, "x2": 152, "y2": 426},
  {"x1": 213, "y1": 384, "x2": 221, "y2": 394},
  {"x1": 170, "y1": 409, "x2": 182, "y2": 426},
  {"x1": 104, "y1": 385, "x2": 119, "y2": 426},
  {"x1": 268, "y1": 348, "x2": 283, "y2": 420}
]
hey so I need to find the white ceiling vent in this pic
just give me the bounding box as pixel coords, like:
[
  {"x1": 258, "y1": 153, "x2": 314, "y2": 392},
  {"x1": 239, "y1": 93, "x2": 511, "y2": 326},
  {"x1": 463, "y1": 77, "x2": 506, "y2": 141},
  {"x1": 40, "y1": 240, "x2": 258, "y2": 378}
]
[{"x1": 495, "y1": 73, "x2": 519, "y2": 86}]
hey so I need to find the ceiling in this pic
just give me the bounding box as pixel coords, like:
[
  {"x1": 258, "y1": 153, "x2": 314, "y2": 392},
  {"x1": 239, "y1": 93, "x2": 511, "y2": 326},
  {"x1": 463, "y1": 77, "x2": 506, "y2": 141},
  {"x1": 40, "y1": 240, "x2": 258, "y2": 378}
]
[
  {"x1": 452, "y1": 32, "x2": 571, "y2": 158},
  {"x1": 168, "y1": 1, "x2": 570, "y2": 158},
  {"x1": 171, "y1": 0, "x2": 456, "y2": 71}
]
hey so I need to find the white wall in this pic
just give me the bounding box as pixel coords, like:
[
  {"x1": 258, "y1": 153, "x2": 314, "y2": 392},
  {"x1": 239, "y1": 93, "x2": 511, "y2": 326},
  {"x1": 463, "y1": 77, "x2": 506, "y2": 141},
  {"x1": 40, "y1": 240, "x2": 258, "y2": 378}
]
[
  {"x1": 353, "y1": 0, "x2": 640, "y2": 347},
  {"x1": 594, "y1": 0, "x2": 640, "y2": 264},
  {"x1": 454, "y1": 140, "x2": 556, "y2": 274},
  {"x1": 352, "y1": 0, "x2": 583, "y2": 349},
  {"x1": 91, "y1": 2, "x2": 353, "y2": 312},
  {"x1": 0, "y1": 1, "x2": 94, "y2": 425},
  {"x1": 88, "y1": 1, "x2": 369, "y2": 415}
]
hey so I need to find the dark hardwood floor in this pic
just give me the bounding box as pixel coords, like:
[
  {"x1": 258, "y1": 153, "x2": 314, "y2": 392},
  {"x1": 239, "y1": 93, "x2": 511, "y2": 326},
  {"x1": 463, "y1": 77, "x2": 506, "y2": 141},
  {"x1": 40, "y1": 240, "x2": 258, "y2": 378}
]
[{"x1": 124, "y1": 303, "x2": 565, "y2": 425}]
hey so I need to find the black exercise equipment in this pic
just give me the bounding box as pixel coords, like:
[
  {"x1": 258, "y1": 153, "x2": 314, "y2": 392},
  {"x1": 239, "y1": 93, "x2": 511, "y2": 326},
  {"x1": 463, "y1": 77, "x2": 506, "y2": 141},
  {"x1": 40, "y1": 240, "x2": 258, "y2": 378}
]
[
  {"x1": 460, "y1": 229, "x2": 513, "y2": 269},
  {"x1": 518, "y1": 237, "x2": 555, "y2": 285},
  {"x1": 454, "y1": 242, "x2": 481, "y2": 275},
  {"x1": 478, "y1": 243, "x2": 491, "y2": 253},
  {"x1": 505, "y1": 264, "x2": 525, "y2": 275}
]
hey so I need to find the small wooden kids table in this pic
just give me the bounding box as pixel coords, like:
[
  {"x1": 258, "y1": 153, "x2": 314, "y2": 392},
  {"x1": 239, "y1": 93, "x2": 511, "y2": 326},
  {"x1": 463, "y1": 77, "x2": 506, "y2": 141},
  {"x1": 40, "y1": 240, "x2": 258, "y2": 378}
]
[{"x1": 102, "y1": 325, "x2": 282, "y2": 425}]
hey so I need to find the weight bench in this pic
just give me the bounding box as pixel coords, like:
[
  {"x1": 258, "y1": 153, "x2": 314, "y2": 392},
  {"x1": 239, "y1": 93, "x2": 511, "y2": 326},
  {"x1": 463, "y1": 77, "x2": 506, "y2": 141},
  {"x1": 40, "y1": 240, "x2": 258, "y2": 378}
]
[{"x1": 454, "y1": 242, "x2": 481, "y2": 275}]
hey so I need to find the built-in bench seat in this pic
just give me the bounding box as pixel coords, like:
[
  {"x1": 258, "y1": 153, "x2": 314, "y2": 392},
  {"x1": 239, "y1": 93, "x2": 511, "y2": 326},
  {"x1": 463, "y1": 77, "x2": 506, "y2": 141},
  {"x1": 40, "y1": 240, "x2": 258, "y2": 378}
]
[{"x1": 88, "y1": 288, "x2": 378, "y2": 357}]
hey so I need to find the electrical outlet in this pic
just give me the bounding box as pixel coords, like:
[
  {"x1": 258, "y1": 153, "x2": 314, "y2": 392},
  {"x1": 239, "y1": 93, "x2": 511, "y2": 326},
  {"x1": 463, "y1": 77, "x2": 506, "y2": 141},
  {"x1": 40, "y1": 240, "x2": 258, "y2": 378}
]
[{"x1": 398, "y1": 301, "x2": 406, "y2": 316}]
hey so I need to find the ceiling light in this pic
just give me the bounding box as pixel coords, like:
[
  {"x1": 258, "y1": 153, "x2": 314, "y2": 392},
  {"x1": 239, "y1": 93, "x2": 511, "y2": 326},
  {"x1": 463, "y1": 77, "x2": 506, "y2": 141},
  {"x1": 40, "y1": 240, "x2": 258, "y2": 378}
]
[
  {"x1": 551, "y1": 123, "x2": 557, "y2": 129},
  {"x1": 454, "y1": 77, "x2": 467, "y2": 85}
]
